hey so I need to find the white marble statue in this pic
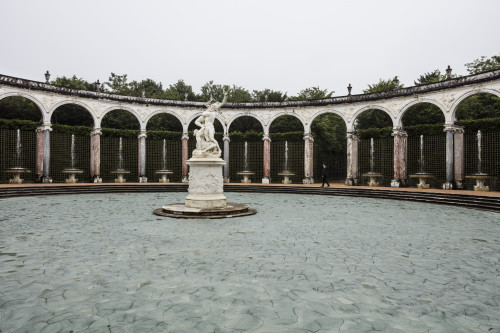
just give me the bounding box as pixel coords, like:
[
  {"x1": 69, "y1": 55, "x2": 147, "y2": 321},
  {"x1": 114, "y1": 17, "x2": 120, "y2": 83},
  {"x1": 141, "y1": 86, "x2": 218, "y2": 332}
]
[{"x1": 192, "y1": 91, "x2": 228, "y2": 158}]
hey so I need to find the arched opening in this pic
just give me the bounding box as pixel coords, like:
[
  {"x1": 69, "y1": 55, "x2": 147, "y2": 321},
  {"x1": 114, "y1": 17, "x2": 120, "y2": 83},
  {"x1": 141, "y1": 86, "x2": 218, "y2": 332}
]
[
  {"x1": 50, "y1": 104, "x2": 94, "y2": 182},
  {"x1": 401, "y1": 103, "x2": 446, "y2": 188},
  {"x1": 0, "y1": 96, "x2": 43, "y2": 183},
  {"x1": 228, "y1": 116, "x2": 264, "y2": 182},
  {"x1": 311, "y1": 113, "x2": 347, "y2": 183},
  {"x1": 354, "y1": 109, "x2": 393, "y2": 186},
  {"x1": 456, "y1": 93, "x2": 500, "y2": 191},
  {"x1": 100, "y1": 110, "x2": 141, "y2": 182},
  {"x1": 146, "y1": 113, "x2": 184, "y2": 182},
  {"x1": 269, "y1": 115, "x2": 304, "y2": 183}
]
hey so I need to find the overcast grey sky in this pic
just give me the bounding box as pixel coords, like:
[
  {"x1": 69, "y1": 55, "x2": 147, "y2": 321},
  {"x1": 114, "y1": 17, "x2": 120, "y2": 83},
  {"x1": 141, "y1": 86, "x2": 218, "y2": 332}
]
[{"x1": 1, "y1": 0, "x2": 499, "y2": 96}]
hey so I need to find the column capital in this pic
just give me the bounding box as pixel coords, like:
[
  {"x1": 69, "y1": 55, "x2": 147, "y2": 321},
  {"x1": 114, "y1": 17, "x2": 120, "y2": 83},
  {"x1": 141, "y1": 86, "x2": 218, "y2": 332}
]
[
  {"x1": 443, "y1": 124, "x2": 464, "y2": 133},
  {"x1": 138, "y1": 130, "x2": 147, "y2": 139},
  {"x1": 37, "y1": 123, "x2": 52, "y2": 132},
  {"x1": 223, "y1": 134, "x2": 230, "y2": 142},
  {"x1": 346, "y1": 131, "x2": 358, "y2": 140},
  {"x1": 262, "y1": 134, "x2": 271, "y2": 142},
  {"x1": 391, "y1": 127, "x2": 407, "y2": 137},
  {"x1": 182, "y1": 132, "x2": 189, "y2": 140},
  {"x1": 303, "y1": 132, "x2": 314, "y2": 142},
  {"x1": 91, "y1": 127, "x2": 102, "y2": 136}
]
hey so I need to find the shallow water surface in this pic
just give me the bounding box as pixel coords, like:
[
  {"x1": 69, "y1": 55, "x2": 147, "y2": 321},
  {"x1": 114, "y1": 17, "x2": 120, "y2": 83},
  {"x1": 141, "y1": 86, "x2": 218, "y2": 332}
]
[{"x1": 0, "y1": 192, "x2": 499, "y2": 332}]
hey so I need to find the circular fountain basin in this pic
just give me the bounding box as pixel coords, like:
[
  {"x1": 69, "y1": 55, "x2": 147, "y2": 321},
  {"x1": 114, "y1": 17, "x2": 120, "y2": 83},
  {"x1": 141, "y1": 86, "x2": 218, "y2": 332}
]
[
  {"x1": 361, "y1": 172, "x2": 382, "y2": 177},
  {"x1": 110, "y1": 170, "x2": 130, "y2": 175},
  {"x1": 236, "y1": 170, "x2": 255, "y2": 183},
  {"x1": 0, "y1": 192, "x2": 499, "y2": 332},
  {"x1": 409, "y1": 173, "x2": 433, "y2": 179},
  {"x1": 155, "y1": 170, "x2": 173, "y2": 175},
  {"x1": 465, "y1": 173, "x2": 493, "y2": 180},
  {"x1": 61, "y1": 168, "x2": 84, "y2": 174},
  {"x1": 4, "y1": 168, "x2": 31, "y2": 173},
  {"x1": 278, "y1": 171, "x2": 295, "y2": 176}
]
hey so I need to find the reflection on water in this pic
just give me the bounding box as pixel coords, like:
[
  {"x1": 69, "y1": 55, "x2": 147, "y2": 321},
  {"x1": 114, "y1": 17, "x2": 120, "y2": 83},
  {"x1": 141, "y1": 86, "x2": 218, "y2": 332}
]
[{"x1": 0, "y1": 193, "x2": 499, "y2": 332}]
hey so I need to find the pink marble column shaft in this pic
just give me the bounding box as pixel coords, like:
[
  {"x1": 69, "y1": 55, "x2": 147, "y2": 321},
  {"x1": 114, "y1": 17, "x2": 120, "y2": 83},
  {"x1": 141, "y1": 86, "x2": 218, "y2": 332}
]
[
  {"x1": 453, "y1": 126, "x2": 465, "y2": 189},
  {"x1": 182, "y1": 133, "x2": 189, "y2": 182},
  {"x1": 262, "y1": 134, "x2": 271, "y2": 183},
  {"x1": 391, "y1": 128, "x2": 407, "y2": 187},
  {"x1": 36, "y1": 127, "x2": 44, "y2": 178},
  {"x1": 90, "y1": 129, "x2": 101, "y2": 181},
  {"x1": 303, "y1": 133, "x2": 314, "y2": 184}
]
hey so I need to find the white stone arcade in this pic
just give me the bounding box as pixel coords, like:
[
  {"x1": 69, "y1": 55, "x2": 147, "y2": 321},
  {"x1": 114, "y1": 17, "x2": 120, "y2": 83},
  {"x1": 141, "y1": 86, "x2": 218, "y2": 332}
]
[{"x1": 1, "y1": 70, "x2": 500, "y2": 188}]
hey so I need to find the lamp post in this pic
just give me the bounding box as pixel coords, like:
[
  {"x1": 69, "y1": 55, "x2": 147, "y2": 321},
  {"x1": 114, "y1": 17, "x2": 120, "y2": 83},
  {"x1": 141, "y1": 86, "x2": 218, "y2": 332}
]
[{"x1": 44, "y1": 71, "x2": 50, "y2": 84}]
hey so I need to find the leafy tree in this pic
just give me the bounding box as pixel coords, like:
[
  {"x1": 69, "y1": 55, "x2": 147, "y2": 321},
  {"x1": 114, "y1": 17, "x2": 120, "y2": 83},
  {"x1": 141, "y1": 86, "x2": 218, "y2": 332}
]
[
  {"x1": 101, "y1": 110, "x2": 140, "y2": 130},
  {"x1": 269, "y1": 115, "x2": 303, "y2": 133},
  {"x1": 401, "y1": 103, "x2": 444, "y2": 126},
  {"x1": 414, "y1": 70, "x2": 447, "y2": 85},
  {"x1": 456, "y1": 93, "x2": 500, "y2": 120},
  {"x1": 51, "y1": 105, "x2": 94, "y2": 127},
  {"x1": 355, "y1": 110, "x2": 393, "y2": 130},
  {"x1": 199, "y1": 81, "x2": 230, "y2": 102},
  {"x1": 146, "y1": 113, "x2": 183, "y2": 131},
  {"x1": 105, "y1": 73, "x2": 130, "y2": 95},
  {"x1": 128, "y1": 78, "x2": 165, "y2": 98},
  {"x1": 252, "y1": 89, "x2": 288, "y2": 102},
  {"x1": 229, "y1": 116, "x2": 263, "y2": 132},
  {"x1": 287, "y1": 87, "x2": 333, "y2": 101},
  {"x1": 363, "y1": 78, "x2": 403, "y2": 94},
  {"x1": 228, "y1": 85, "x2": 252, "y2": 103},
  {"x1": 51, "y1": 75, "x2": 95, "y2": 90},
  {"x1": 164, "y1": 80, "x2": 196, "y2": 101},
  {"x1": 311, "y1": 113, "x2": 346, "y2": 155},
  {"x1": 0, "y1": 96, "x2": 42, "y2": 121},
  {"x1": 465, "y1": 55, "x2": 500, "y2": 74}
]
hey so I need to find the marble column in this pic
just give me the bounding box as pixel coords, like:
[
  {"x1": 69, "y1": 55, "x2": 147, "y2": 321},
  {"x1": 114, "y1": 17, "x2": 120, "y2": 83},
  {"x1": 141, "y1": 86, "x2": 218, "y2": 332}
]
[
  {"x1": 138, "y1": 130, "x2": 147, "y2": 183},
  {"x1": 345, "y1": 131, "x2": 359, "y2": 186},
  {"x1": 90, "y1": 128, "x2": 102, "y2": 183},
  {"x1": 443, "y1": 124, "x2": 461, "y2": 189},
  {"x1": 41, "y1": 123, "x2": 52, "y2": 183},
  {"x1": 223, "y1": 134, "x2": 230, "y2": 183},
  {"x1": 262, "y1": 133, "x2": 271, "y2": 184},
  {"x1": 391, "y1": 128, "x2": 408, "y2": 187},
  {"x1": 303, "y1": 133, "x2": 314, "y2": 184},
  {"x1": 453, "y1": 126, "x2": 465, "y2": 189},
  {"x1": 35, "y1": 126, "x2": 45, "y2": 182},
  {"x1": 181, "y1": 132, "x2": 189, "y2": 183}
]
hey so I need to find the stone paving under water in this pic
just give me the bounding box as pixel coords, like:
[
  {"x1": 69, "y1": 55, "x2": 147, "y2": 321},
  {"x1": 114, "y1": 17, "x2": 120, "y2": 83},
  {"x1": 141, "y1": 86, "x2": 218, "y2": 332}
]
[{"x1": 0, "y1": 192, "x2": 499, "y2": 332}]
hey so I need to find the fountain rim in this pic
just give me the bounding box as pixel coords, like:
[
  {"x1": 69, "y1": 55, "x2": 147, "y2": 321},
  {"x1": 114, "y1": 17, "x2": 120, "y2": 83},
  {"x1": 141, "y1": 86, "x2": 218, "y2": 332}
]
[{"x1": 4, "y1": 168, "x2": 31, "y2": 173}]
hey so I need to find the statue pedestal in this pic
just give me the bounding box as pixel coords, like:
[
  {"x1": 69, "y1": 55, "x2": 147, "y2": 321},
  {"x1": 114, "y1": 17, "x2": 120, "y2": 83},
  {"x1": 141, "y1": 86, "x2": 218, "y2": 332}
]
[{"x1": 185, "y1": 157, "x2": 227, "y2": 209}]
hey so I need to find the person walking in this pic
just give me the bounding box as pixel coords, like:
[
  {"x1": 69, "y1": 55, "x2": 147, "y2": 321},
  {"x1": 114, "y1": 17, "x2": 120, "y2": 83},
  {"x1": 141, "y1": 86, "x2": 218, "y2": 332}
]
[{"x1": 321, "y1": 162, "x2": 330, "y2": 187}]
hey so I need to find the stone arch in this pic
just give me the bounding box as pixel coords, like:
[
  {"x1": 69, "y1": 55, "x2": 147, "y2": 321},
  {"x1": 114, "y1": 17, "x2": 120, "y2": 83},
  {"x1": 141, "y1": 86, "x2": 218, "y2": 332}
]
[
  {"x1": 48, "y1": 100, "x2": 98, "y2": 127},
  {"x1": 450, "y1": 88, "x2": 500, "y2": 122},
  {"x1": 396, "y1": 98, "x2": 446, "y2": 127},
  {"x1": 309, "y1": 109, "x2": 348, "y2": 132},
  {"x1": 0, "y1": 91, "x2": 47, "y2": 121},
  {"x1": 227, "y1": 113, "x2": 265, "y2": 133},
  {"x1": 144, "y1": 109, "x2": 184, "y2": 131},
  {"x1": 99, "y1": 106, "x2": 142, "y2": 129},
  {"x1": 267, "y1": 111, "x2": 305, "y2": 133},
  {"x1": 186, "y1": 112, "x2": 227, "y2": 134},
  {"x1": 351, "y1": 105, "x2": 395, "y2": 131}
]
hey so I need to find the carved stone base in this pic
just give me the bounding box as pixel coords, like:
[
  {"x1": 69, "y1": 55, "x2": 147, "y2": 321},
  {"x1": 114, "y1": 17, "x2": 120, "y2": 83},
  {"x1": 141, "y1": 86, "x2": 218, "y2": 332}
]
[
  {"x1": 262, "y1": 177, "x2": 270, "y2": 184},
  {"x1": 442, "y1": 181, "x2": 454, "y2": 190},
  {"x1": 9, "y1": 174, "x2": 23, "y2": 184},
  {"x1": 115, "y1": 175, "x2": 126, "y2": 183},
  {"x1": 241, "y1": 176, "x2": 251, "y2": 183},
  {"x1": 185, "y1": 157, "x2": 226, "y2": 209},
  {"x1": 368, "y1": 177, "x2": 379, "y2": 187},
  {"x1": 42, "y1": 176, "x2": 52, "y2": 183},
  {"x1": 417, "y1": 178, "x2": 430, "y2": 189},
  {"x1": 302, "y1": 177, "x2": 314, "y2": 184},
  {"x1": 139, "y1": 176, "x2": 148, "y2": 183},
  {"x1": 182, "y1": 176, "x2": 189, "y2": 183},
  {"x1": 474, "y1": 180, "x2": 489, "y2": 192},
  {"x1": 93, "y1": 176, "x2": 102, "y2": 183},
  {"x1": 282, "y1": 176, "x2": 292, "y2": 184},
  {"x1": 345, "y1": 178, "x2": 358, "y2": 186},
  {"x1": 65, "y1": 174, "x2": 78, "y2": 183},
  {"x1": 159, "y1": 175, "x2": 170, "y2": 183},
  {"x1": 223, "y1": 177, "x2": 230, "y2": 183},
  {"x1": 455, "y1": 179, "x2": 464, "y2": 189}
]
